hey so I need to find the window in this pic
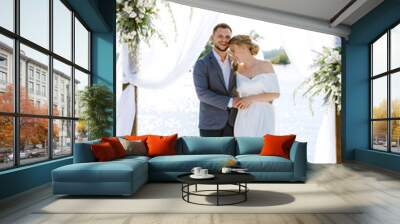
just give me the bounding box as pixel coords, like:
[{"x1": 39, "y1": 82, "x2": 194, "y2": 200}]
[
  {"x1": 53, "y1": 59, "x2": 72, "y2": 117},
  {"x1": 42, "y1": 85, "x2": 46, "y2": 97},
  {"x1": 28, "y1": 81, "x2": 34, "y2": 94},
  {"x1": 0, "y1": 35, "x2": 13, "y2": 113},
  {"x1": 53, "y1": 0, "x2": 72, "y2": 60},
  {"x1": 0, "y1": 0, "x2": 14, "y2": 31},
  {"x1": 75, "y1": 18, "x2": 89, "y2": 70},
  {"x1": 20, "y1": 0, "x2": 49, "y2": 49},
  {"x1": 35, "y1": 70, "x2": 41, "y2": 81},
  {"x1": 0, "y1": 71, "x2": 6, "y2": 85},
  {"x1": 0, "y1": 54, "x2": 7, "y2": 87},
  {"x1": 0, "y1": 1, "x2": 91, "y2": 170},
  {"x1": 36, "y1": 84, "x2": 40, "y2": 95},
  {"x1": 28, "y1": 67, "x2": 34, "y2": 80},
  {"x1": 370, "y1": 23, "x2": 400, "y2": 154}
]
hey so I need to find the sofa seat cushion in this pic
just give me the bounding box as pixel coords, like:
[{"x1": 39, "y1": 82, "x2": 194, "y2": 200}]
[
  {"x1": 236, "y1": 155, "x2": 293, "y2": 172},
  {"x1": 53, "y1": 159, "x2": 147, "y2": 183},
  {"x1": 149, "y1": 154, "x2": 235, "y2": 172}
]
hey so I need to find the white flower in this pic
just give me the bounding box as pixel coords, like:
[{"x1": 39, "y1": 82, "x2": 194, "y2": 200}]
[
  {"x1": 144, "y1": 1, "x2": 154, "y2": 8},
  {"x1": 129, "y1": 11, "x2": 137, "y2": 18},
  {"x1": 139, "y1": 13, "x2": 144, "y2": 19},
  {"x1": 124, "y1": 5, "x2": 133, "y2": 14},
  {"x1": 324, "y1": 56, "x2": 335, "y2": 64},
  {"x1": 331, "y1": 50, "x2": 340, "y2": 61}
]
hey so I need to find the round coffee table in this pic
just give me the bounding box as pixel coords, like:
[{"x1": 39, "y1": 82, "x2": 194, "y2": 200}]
[{"x1": 177, "y1": 173, "x2": 255, "y2": 206}]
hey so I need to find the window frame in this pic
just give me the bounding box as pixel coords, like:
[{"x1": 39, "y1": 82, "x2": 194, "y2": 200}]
[
  {"x1": 0, "y1": 0, "x2": 92, "y2": 171},
  {"x1": 370, "y1": 21, "x2": 400, "y2": 154}
]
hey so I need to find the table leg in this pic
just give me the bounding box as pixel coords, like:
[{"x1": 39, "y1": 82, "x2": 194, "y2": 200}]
[
  {"x1": 195, "y1": 184, "x2": 198, "y2": 192},
  {"x1": 217, "y1": 184, "x2": 219, "y2": 206},
  {"x1": 245, "y1": 183, "x2": 247, "y2": 201}
]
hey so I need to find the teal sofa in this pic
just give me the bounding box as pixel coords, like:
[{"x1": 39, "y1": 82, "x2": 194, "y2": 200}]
[{"x1": 52, "y1": 136, "x2": 307, "y2": 196}]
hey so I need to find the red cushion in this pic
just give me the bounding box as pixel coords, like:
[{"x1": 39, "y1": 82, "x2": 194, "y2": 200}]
[
  {"x1": 146, "y1": 134, "x2": 178, "y2": 157},
  {"x1": 260, "y1": 134, "x2": 296, "y2": 159},
  {"x1": 91, "y1": 142, "x2": 117, "y2": 161},
  {"x1": 101, "y1": 137, "x2": 126, "y2": 158}
]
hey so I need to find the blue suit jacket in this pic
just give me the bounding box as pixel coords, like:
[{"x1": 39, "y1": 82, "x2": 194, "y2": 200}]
[{"x1": 193, "y1": 51, "x2": 237, "y2": 130}]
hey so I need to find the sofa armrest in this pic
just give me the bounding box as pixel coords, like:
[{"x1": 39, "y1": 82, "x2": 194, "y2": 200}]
[
  {"x1": 289, "y1": 141, "x2": 307, "y2": 181},
  {"x1": 73, "y1": 141, "x2": 99, "y2": 163}
]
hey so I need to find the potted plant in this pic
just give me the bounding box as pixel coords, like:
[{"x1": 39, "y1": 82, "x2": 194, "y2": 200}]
[{"x1": 79, "y1": 84, "x2": 114, "y2": 140}]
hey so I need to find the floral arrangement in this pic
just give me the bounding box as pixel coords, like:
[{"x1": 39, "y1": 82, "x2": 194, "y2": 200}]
[
  {"x1": 296, "y1": 47, "x2": 342, "y2": 113},
  {"x1": 117, "y1": 0, "x2": 159, "y2": 55}
]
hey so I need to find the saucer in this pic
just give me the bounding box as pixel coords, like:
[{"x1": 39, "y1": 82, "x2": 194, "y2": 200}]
[{"x1": 190, "y1": 174, "x2": 215, "y2": 179}]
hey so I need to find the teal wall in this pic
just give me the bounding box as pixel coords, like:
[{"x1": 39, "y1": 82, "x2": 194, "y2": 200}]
[
  {"x1": 0, "y1": 0, "x2": 115, "y2": 200},
  {"x1": 343, "y1": 0, "x2": 400, "y2": 171},
  {"x1": 91, "y1": 31, "x2": 116, "y2": 135},
  {"x1": 0, "y1": 158, "x2": 72, "y2": 199}
]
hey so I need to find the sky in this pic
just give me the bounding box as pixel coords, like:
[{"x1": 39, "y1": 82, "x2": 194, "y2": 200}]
[{"x1": 0, "y1": 0, "x2": 89, "y2": 71}]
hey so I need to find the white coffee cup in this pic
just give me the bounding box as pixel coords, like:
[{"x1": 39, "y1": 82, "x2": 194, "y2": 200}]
[
  {"x1": 191, "y1": 167, "x2": 202, "y2": 176},
  {"x1": 200, "y1": 169, "x2": 208, "y2": 176},
  {"x1": 221, "y1": 167, "x2": 232, "y2": 174}
]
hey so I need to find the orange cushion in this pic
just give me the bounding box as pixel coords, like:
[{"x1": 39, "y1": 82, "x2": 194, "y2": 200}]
[
  {"x1": 146, "y1": 134, "x2": 178, "y2": 157},
  {"x1": 91, "y1": 142, "x2": 117, "y2": 161},
  {"x1": 260, "y1": 134, "x2": 296, "y2": 159},
  {"x1": 101, "y1": 137, "x2": 126, "y2": 158}
]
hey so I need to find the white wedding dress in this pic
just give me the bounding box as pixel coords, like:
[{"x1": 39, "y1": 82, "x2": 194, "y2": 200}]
[{"x1": 234, "y1": 73, "x2": 280, "y2": 137}]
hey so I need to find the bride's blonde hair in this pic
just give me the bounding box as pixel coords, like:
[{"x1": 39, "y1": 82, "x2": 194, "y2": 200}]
[{"x1": 229, "y1": 35, "x2": 260, "y2": 55}]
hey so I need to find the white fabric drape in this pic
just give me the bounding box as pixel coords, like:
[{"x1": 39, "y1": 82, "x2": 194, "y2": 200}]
[
  {"x1": 281, "y1": 27, "x2": 339, "y2": 164},
  {"x1": 116, "y1": 5, "x2": 219, "y2": 136}
]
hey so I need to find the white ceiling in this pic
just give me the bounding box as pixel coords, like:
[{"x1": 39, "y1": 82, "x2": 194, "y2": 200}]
[{"x1": 168, "y1": 0, "x2": 384, "y2": 38}]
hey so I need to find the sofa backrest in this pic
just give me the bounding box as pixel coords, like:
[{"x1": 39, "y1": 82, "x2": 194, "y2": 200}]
[
  {"x1": 177, "y1": 136, "x2": 236, "y2": 155},
  {"x1": 73, "y1": 139, "x2": 100, "y2": 163},
  {"x1": 235, "y1": 137, "x2": 263, "y2": 155}
]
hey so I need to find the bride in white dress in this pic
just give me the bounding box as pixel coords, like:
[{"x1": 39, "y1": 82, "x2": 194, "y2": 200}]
[{"x1": 228, "y1": 35, "x2": 280, "y2": 137}]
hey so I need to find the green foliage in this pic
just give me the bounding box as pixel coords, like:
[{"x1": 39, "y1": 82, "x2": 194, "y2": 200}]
[
  {"x1": 263, "y1": 48, "x2": 291, "y2": 65},
  {"x1": 198, "y1": 40, "x2": 213, "y2": 59},
  {"x1": 249, "y1": 30, "x2": 263, "y2": 42},
  {"x1": 79, "y1": 84, "x2": 114, "y2": 140},
  {"x1": 295, "y1": 47, "x2": 342, "y2": 114}
]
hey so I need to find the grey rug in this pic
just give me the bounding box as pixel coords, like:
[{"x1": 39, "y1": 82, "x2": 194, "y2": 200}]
[{"x1": 37, "y1": 183, "x2": 362, "y2": 214}]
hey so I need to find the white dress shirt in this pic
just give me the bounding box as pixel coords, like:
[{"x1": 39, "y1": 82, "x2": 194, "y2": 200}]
[{"x1": 212, "y1": 48, "x2": 233, "y2": 108}]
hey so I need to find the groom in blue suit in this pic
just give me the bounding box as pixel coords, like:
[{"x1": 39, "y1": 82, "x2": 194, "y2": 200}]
[{"x1": 193, "y1": 23, "x2": 238, "y2": 137}]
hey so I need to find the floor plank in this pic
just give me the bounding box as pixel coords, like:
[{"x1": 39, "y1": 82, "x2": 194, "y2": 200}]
[{"x1": 1, "y1": 162, "x2": 400, "y2": 224}]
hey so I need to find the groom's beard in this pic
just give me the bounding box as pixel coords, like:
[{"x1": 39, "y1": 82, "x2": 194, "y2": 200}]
[{"x1": 215, "y1": 45, "x2": 228, "y2": 52}]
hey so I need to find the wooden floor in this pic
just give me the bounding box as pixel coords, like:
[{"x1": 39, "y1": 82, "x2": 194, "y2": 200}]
[{"x1": 1, "y1": 162, "x2": 400, "y2": 224}]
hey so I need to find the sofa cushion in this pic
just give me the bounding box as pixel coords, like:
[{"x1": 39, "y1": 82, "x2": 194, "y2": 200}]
[
  {"x1": 178, "y1": 136, "x2": 236, "y2": 155},
  {"x1": 53, "y1": 158, "x2": 147, "y2": 183},
  {"x1": 91, "y1": 142, "x2": 118, "y2": 161},
  {"x1": 235, "y1": 137, "x2": 263, "y2": 155},
  {"x1": 260, "y1": 134, "x2": 296, "y2": 159},
  {"x1": 118, "y1": 138, "x2": 147, "y2": 156},
  {"x1": 101, "y1": 137, "x2": 127, "y2": 158},
  {"x1": 236, "y1": 155, "x2": 293, "y2": 172},
  {"x1": 147, "y1": 134, "x2": 178, "y2": 157},
  {"x1": 148, "y1": 154, "x2": 235, "y2": 172}
]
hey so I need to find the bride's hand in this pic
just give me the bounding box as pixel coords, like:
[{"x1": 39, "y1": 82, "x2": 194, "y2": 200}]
[{"x1": 235, "y1": 97, "x2": 252, "y2": 110}]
